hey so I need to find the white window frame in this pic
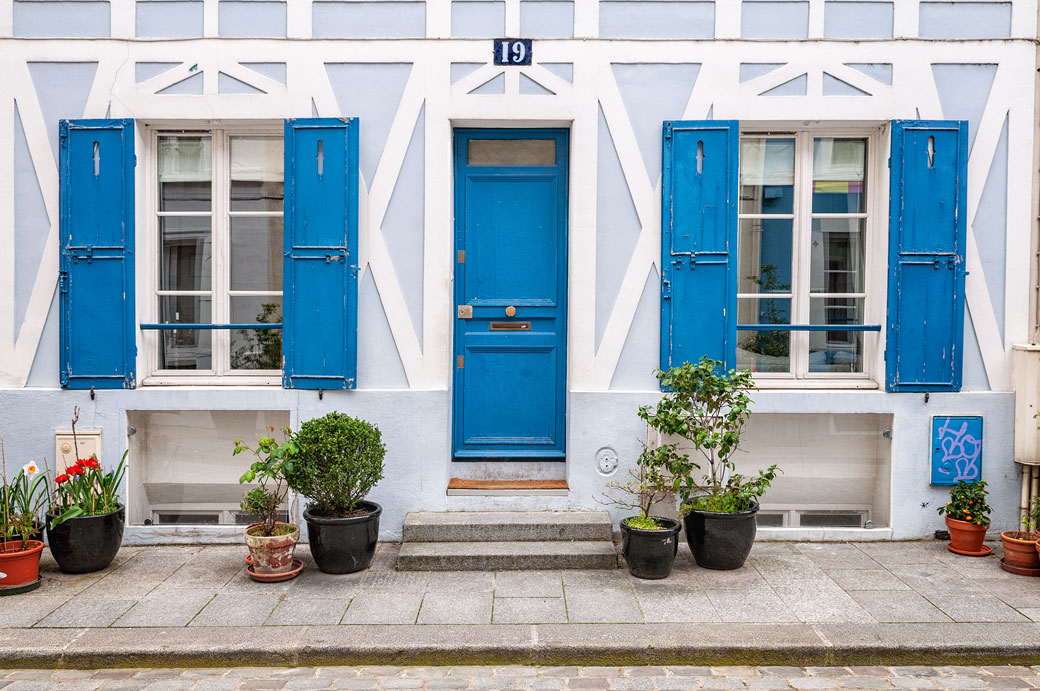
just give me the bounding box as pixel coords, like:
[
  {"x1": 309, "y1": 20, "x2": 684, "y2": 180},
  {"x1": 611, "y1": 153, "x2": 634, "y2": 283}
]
[
  {"x1": 139, "y1": 121, "x2": 285, "y2": 386},
  {"x1": 738, "y1": 125, "x2": 886, "y2": 389}
]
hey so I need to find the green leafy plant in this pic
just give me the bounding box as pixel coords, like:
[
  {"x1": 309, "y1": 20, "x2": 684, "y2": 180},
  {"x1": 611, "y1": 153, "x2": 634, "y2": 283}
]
[
  {"x1": 1020, "y1": 495, "x2": 1040, "y2": 534},
  {"x1": 1, "y1": 441, "x2": 49, "y2": 551},
  {"x1": 231, "y1": 303, "x2": 282, "y2": 370},
  {"x1": 235, "y1": 426, "x2": 297, "y2": 537},
  {"x1": 638, "y1": 357, "x2": 779, "y2": 515},
  {"x1": 285, "y1": 412, "x2": 385, "y2": 517},
  {"x1": 739, "y1": 264, "x2": 791, "y2": 359},
  {"x1": 49, "y1": 408, "x2": 127, "y2": 529},
  {"x1": 936, "y1": 480, "x2": 991, "y2": 527},
  {"x1": 596, "y1": 443, "x2": 675, "y2": 530}
]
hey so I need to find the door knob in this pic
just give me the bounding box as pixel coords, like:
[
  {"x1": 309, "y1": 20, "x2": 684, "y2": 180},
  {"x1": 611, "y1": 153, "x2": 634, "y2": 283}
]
[{"x1": 505, "y1": 306, "x2": 516, "y2": 317}]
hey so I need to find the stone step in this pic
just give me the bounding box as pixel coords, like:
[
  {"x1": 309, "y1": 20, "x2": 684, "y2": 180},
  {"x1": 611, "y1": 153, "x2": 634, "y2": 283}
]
[
  {"x1": 396, "y1": 540, "x2": 619, "y2": 571},
  {"x1": 401, "y1": 510, "x2": 614, "y2": 543}
]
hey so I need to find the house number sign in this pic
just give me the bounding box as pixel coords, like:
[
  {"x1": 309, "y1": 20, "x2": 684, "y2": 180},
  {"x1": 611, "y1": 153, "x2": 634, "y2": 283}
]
[{"x1": 494, "y1": 39, "x2": 533, "y2": 66}]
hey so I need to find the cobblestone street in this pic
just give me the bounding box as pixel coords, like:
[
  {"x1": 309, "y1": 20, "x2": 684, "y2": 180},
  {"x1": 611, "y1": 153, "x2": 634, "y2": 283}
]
[{"x1": 4, "y1": 667, "x2": 1040, "y2": 691}]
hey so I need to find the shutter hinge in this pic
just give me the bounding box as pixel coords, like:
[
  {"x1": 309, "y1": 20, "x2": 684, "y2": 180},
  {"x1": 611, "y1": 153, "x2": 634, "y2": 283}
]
[
  {"x1": 662, "y1": 278, "x2": 671, "y2": 299},
  {"x1": 457, "y1": 355, "x2": 464, "y2": 369},
  {"x1": 58, "y1": 272, "x2": 69, "y2": 294}
]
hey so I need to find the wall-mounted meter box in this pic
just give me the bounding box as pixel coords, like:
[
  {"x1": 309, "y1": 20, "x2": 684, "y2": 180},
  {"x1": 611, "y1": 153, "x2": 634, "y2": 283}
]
[{"x1": 55, "y1": 430, "x2": 102, "y2": 468}]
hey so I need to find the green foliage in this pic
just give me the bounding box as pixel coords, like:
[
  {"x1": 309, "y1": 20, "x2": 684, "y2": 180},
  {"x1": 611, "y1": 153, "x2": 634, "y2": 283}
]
[
  {"x1": 1, "y1": 452, "x2": 49, "y2": 550},
  {"x1": 235, "y1": 426, "x2": 296, "y2": 537},
  {"x1": 285, "y1": 412, "x2": 385, "y2": 517},
  {"x1": 231, "y1": 303, "x2": 282, "y2": 370},
  {"x1": 739, "y1": 265, "x2": 790, "y2": 359},
  {"x1": 1021, "y1": 496, "x2": 1040, "y2": 533},
  {"x1": 622, "y1": 515, "x2": 667, "y2": 531},
  {"x1": 638, "y1": 357, "x2": 780, "y2": 515},
  {"x1": 49, "y1": 451, "x2": 128, "y2": 530},
  {"x1": 596, "y1": 443, "x2": 674, "y2": 521},
  {"x1": 936, "y1": 480, "x2": 991, "y2": 527}
]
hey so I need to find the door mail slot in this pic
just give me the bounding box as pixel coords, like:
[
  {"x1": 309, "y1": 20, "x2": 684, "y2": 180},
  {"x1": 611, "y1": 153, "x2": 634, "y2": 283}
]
[{"x1": 489, "y1": 321, "x2": 531, "y2": 331}]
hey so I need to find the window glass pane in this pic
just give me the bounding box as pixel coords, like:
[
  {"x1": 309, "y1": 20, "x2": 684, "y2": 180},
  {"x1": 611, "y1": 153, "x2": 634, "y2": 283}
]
[
  {"x1": 230, "y1": 137, "x2": 284, "y2": 211},
  {"x1": 230, "y1": 296, "x2": 282, "y2": 370},
  {"x1": 812, "y1": 138, "x2": 866, "y2": 213},
  {"x1": 159, "y1": 296, "x2": 212, "y2": 370},
  {"x1": 159, "y1": 136, "x2": 211, "y2": 211},
  {"x1": 738, "y1": 218, "x2": 792, "y2": 294},
  {"x1": 230, "y1": 217, "x2": 283, "y2": 291},
  {"x1": 740, "y1": 138, "x2": 794, "y2": 214},
  {"x1": 160, "y1": 217, "x2": 211, "y2": 291},
  {"x1": 809, "y1": 297, "x2": 864, "y2": 373},
  {"x1": 467, "y1": 139, "x2": 555, "y2": 166},
  {"x1": 810, "y1": 218, "x2": 865, "y2": 294},
  {"x1": 737, "y1": 296, "x2": 791, "y2": 373}
]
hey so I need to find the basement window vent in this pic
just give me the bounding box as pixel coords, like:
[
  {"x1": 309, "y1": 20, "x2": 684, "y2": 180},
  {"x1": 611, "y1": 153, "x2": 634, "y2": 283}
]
[
  {"x1": 798, "y1": 511, "x2": 866, "y2": 528},
  {"x1": 756, "y1": 506, "x2": 870, "y2": 528}
]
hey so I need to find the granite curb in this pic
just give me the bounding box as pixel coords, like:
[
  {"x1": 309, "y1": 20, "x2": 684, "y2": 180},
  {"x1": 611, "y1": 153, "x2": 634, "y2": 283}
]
[{"x1": 3, "y1": 624, "x2": 1040, "y2": 669}]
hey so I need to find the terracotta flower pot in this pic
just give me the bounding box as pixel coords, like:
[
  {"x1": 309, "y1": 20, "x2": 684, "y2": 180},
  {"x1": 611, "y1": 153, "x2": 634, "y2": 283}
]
[
  {"x1": 244, "y1": 522, "x2": 299, "y2": 574},
  {"x1": 0, "y1": 540, "x2": 45, "y2": 590},
  {"x1": 1001, "y1": 531, "x2": 1040, "y2": 574},
  {"x1": 946, "y1": 516, "x2": 989, "y2": 554}
]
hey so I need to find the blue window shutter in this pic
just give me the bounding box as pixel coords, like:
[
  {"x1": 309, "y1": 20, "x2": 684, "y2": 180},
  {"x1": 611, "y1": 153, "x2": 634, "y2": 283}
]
[
  {"x1": 886, "y1": 120, "x2": 968, "y2": 392},
  {"x1": 660, "y1": 120, "x2": 739, "y2": 372},
  {"x1": 59, "y1": 119, "x2": 135, "y2": 389},
  {"x1": 283, "y1": 118, "x2": 359, "y2": 389}
]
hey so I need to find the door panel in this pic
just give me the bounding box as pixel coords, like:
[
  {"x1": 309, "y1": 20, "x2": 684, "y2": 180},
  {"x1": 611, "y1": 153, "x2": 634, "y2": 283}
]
[{"x1": 453, "y1": 129, "x2": 568, "y2": 459}]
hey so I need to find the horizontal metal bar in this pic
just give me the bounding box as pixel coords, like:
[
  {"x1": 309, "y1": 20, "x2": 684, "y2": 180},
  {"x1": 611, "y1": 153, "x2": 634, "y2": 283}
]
[
  {"x1": 737, "y1": 324, "x2": 882, "y2": 332},
  {"x1": 140, "y1": 323, "x2": 282, "y2": 331}
]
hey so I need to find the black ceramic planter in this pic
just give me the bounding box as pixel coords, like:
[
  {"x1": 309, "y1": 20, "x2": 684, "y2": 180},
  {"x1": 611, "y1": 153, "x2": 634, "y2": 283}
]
[
  {"x1": 621, "y1": 516, "x2": 681, "y2": 579},
  {"x1": 683, "y1": 500, "x2": 758, "y2": 570},
  {"x1": 46, "y1": 506, "x2": 124, "y2": 574},
  {"x1": 304, "y1": 501, "x2": 381, "y2": 574}
]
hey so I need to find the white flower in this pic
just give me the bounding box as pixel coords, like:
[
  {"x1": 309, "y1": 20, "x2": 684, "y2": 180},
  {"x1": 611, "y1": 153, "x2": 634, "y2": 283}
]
[{"x1": 22, "y1": 462, "x2": 39, "y2": 477}]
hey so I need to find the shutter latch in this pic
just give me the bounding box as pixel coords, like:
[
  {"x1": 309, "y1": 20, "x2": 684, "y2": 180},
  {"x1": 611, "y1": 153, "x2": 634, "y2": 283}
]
[
  {"x1": 58, "y1": 271, "x2": 68, "y2": 294},
  {"x1": 662, "y1": 278, "x2": 671, "y2": 299}
]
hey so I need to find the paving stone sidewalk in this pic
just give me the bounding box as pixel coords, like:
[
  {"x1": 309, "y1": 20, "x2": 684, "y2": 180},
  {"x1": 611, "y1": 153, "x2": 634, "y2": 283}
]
[
  {"x1": 4, "y1": 665, "x2": 1040, "y2": 691},
  {"x1": 3, "y1": 539, "x2": 1039, "y2": 629}
]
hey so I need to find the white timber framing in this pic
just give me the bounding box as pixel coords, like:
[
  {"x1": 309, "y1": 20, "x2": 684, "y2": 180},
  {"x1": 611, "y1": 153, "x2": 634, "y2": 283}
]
[{"x1": 0, "y1": 7, "x2": 1035, "y2": 393}]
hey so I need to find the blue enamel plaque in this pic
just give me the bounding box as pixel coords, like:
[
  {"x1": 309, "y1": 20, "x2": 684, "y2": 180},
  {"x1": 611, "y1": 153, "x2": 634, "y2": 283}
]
[
  {"x1": 493, "y1": 39, "x2": 532, "y2": 65},
  {"x1": 931, "y1": 416, "x2": 983, "y2": 485}
]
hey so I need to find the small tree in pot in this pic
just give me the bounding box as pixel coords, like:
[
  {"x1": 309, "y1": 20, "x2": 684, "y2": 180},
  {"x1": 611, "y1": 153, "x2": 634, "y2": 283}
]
[
  {"x1": 597, "y1": 443, "x2": 679, "y2": 579},
  {"x1": 640, "y1": 357, "x2": 779, "y2": 570},
  {"x1": 235, "y1": 427, "x2": 299, "y2": 578},
  {"x1": 936, "y1": 480, "x2": 991, "y2": 557},
  {"x1": 286, "y1": 412, "x2": 385, "y2": 574},
  {"x1": 1000, "y1": 494, "x2": 1039, "y2": 575}
]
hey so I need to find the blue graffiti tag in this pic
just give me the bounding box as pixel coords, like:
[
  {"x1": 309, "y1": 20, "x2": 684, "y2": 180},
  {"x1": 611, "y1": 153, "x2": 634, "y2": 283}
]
[{"x1": 936, "y1": 418, "x2": 982, "y2": 482}]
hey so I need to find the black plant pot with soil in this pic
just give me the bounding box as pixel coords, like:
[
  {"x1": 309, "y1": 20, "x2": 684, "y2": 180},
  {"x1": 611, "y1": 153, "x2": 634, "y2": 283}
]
[
  {"x1": 621, "y1": 517, "x2": 681, "y2": 579},
  {"x1": 304, "y1": 501, "x2": 381, "y2": 574},
  {"x1": 46, "y1": 506, "x2": 125, "y2": 574},
  {"x1": 683, "y1": 500, "x2": 758, "y2": 570}
]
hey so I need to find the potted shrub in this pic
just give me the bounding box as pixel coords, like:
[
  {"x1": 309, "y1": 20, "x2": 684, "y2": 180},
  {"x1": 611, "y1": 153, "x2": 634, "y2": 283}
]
[
  {"x1": 597, "y1": 443, "x2": 680, "y2": 579},
  {"x1": 286, "y1": 412, "x2": 385, "y2": 574},
  {"x1": 639, "y1": 357, "x2": 779, "y2": 571},
  {"x1": 1, "y1": 448, "x2": 47, "y2": 595},
  {"x1": 235, "y1": 427, "x2": 301, "y2": 579},
  {"x1": 1001, "y1": 494, "x2": 1040, "y2": 575},
  {"x1": 937, "y1": 480, "x2": 992, "y2": 556},
  {"x1": 46, "y1": 409, "x2": 127, "y2": 574}
]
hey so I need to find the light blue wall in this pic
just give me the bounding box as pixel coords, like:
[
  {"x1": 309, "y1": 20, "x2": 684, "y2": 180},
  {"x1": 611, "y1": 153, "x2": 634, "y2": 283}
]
[
  {"x1": 609, "y1": 268, "x2": 660, "y2": 390},
  {"x1": 761, "y1": 73, "x2": 807, "y2": 95},
  {"x1": 599, "y1": 1, "x2": 714, "y2": 39},
  {"x1": 325, "y1": 63, "x2": 414, "y2": 186},
  {"x1": 519, "y1": 74, "x2": 553, "y2": 95},
  {"x1": 595, "y1": 106, "x2": 641, "y2": 351},
  {"x1": 962, "y1": 312, "x2": 990, "y2": 391},
  {"x1": 14, "y1": 1, "x2": 110, "y2": 38},
  {"x1": 823, "y1": 73, "x2": 867, "y2": 96},
  {"x1": 972, "y1": 115, "x2": 1009, "y2": 341},
  {"x1": 919, "y1": 2, "x2": 1011, "y2": 39},
  {"x1": 740, "y1": 63, "x2": 784, "y2": 83},
  {"x1": 470, "y1": 73, "x2": 505, "y2": 94},
  {"x1": 136, "y1": 1, "x2": 204, "y2": 38},
  {"x1": 846, "y1": 63, "x2": 892, "y2": 85},
  {"x1": 313, "y1": 2, "x2": 426, "y2": 38},
  {"x1": 13, "y1": 105, "x2": 49, "y2": 345},
  {"x1": 823, "y1": 2, "x2": 892, "y2": 39},
  {"x1": 519, "y1": 1, "x2": 574, "y2": 38},
  {"x1": 219, "y1": 1, "x2": 286, "y2": 37},
  {"x1": 742, "y1": 1, "x2": 808, "y2": 39},
  {"x1": 451, "y1": 1, "x2": 505, "y2": 38},
  {"x1": 218, "y1": 72, "x2": 264, "y2": 94},
  {"x1": 357, "y1": 273, "x2": 409, "y2": 388},
  {"x1": 26, "y1": 62, "x2": 98, "y2": 167},
  {"x1": 381, "y1": 107, "x2": 426, "y2": 348},
  {"x1": 932, "y1": 63, "x2": 997, "y2": 151},
  {"x1": 135, "y1": 63, "x2": 180, "y2": 83},
  {"x1": 241, "y1": 63, "x2": 287, "y2": 85},
  {"x1": 158, "y1": 72, "x2": 204, "y2": 95},
  {"x1": 451, "y1": 63, "x2": 484, "y2": 84},
  {"x1": 541, "y1": 63, "x2": 573, "y2": 82}
]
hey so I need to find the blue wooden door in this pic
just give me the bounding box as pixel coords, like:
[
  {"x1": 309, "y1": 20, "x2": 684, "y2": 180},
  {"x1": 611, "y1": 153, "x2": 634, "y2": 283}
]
[{"x1": 453, "y1": 129, "x2": 568, "y2": 459}]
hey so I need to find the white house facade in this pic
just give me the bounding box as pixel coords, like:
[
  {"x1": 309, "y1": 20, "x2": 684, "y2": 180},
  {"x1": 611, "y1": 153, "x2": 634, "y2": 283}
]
[{"x1": 0, "y1": 0, "x2": 1036, "y2": 542}]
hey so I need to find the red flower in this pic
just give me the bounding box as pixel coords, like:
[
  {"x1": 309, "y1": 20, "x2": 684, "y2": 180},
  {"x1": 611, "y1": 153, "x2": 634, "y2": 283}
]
[
  {"x1": 79, "y1": 458, "x2": 100, "y2": 470},
  {"x1": 65, "y1": 465, "x2": 84, "y2": 476},
  {"x1": 55, "y1": 474, "x2": 68, "y2": 484}
]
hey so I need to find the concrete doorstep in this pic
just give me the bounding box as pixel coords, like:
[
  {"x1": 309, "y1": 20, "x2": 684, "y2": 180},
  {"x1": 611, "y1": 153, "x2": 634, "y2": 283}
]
[{"x1": 4, "y1": 540, "x2": 1040, "y2": 668}]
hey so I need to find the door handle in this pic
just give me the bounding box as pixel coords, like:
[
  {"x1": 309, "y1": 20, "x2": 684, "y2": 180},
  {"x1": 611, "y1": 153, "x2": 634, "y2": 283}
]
[{"x1": 458, "y1": 305, "x2": 473, "y2": 319}]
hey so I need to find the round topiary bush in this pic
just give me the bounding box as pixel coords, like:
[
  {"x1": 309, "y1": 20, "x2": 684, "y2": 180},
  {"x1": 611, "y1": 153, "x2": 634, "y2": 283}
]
[{"x1": 286, "y1": 412, "x2": 385, "y2": 517}]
